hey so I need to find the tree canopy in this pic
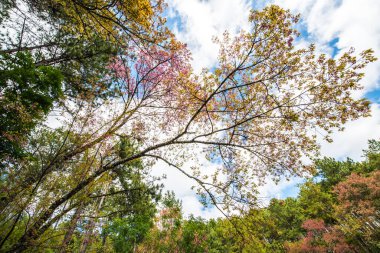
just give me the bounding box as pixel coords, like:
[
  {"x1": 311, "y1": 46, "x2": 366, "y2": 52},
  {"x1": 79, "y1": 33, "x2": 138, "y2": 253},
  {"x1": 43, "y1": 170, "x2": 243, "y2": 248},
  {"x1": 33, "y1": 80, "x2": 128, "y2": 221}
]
[{"x1": 0, "y1": 1, "x2": 377, "y2": 252}]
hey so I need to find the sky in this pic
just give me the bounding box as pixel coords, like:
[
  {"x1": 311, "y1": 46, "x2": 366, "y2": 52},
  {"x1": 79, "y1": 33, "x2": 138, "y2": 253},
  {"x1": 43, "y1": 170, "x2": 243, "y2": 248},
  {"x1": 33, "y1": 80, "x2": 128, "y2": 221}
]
[{"x1": 152, "y1": 0, "x2": 380, "y2": 219}]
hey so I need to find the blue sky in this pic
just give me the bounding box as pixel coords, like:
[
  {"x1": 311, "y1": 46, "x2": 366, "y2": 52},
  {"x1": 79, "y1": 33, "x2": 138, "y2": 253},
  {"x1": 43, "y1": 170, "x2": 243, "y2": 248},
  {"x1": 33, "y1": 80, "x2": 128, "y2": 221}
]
[{"x1": 152, "y1": 0, "x2": 380, "y2": 218}]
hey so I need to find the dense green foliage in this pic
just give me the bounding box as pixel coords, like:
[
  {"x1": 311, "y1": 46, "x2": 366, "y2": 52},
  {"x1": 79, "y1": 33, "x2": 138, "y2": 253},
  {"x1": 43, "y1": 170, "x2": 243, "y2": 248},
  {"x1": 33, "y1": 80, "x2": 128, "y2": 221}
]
[{"x1": 0, "y1": 52, "x2": 63, "y2": 160}]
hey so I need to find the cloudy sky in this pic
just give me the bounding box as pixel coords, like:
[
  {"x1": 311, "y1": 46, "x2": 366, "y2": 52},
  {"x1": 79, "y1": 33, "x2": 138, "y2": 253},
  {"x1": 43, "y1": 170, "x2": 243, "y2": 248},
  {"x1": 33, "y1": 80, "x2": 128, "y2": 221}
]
[{"x1": 153, "y1": 0, "x2": 380, "y2": 218}]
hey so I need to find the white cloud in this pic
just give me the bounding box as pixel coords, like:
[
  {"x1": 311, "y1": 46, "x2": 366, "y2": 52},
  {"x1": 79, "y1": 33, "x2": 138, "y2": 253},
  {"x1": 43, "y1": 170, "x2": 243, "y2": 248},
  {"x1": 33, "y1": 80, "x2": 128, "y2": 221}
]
[
  {"x1": 257, "y1": 176, "x2": 304, "y2": 206},
  {"x1": 167, "y1": 0, "x2": 251, "y2": 72},
  {"x1": 181, "y1": 195, "x2": 222, "y2": 219},
  {"x1": 319, "y1": 103, "x2": 380, "y2": 160}
]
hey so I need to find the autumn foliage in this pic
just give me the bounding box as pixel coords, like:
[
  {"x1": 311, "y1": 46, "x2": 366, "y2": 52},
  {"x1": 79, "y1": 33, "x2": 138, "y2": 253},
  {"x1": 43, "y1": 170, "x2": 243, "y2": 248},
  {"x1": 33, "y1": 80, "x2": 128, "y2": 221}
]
[{"x1": 0, "y1": 1, "x2": 378, "y2": 252}]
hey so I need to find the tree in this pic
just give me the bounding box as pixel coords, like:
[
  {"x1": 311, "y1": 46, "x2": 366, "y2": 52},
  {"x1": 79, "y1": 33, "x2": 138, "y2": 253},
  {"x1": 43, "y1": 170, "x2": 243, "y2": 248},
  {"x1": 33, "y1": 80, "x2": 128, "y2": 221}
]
[
  {"x1": 101, "y1": 140, "x2": 161, "y2": 253},
  {"x1": 22, "y1": 0, "x2": 165, "y2": 43},
  {"x1": 286, "y1": 219, "x2": 354, "y2": 253},
  {"x1": 181, "y1": 216, "x2": 211, "y2": 253},
  {"x1": 313, "y1": 157, "x2": 359, "y2": 191},
  {"x1": 133, "y1": 140, "x2": 379, "y2": 252},
  {"x1": 0, "y1": 4, "x2": 377, "y2": 252},
  {"x1": 286, "y1": 140, "x2": 380, "y2": 252},
  {"x1": 137, "y1": 191, "x2": 183, "y2": 253},
  {"x1": 298, "y1": 182, "x2": 335, "y2": 223},
  {"x1": 313, "y1": 139, "x2": 380, "y2": 191},
  {"x1": 0, "y1": 0, "x2": 171, "y2": 102},
  {"x1": 333, "y1": 170, "x2": 380, "y2": 251},
  {"x1": 267, "y1": 198, "x2": 305, "y2": 247},
  {"x1": 0, "y1": 52, "x2": 63, "y2": 161}
]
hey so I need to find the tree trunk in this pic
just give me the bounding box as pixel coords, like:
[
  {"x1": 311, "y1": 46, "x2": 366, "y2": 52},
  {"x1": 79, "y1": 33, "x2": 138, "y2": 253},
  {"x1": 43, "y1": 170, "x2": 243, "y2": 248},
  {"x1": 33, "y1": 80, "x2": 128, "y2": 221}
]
[
  {"x1": 9, "y1": 152, "x2": 144, "y2": 252},
  {"x1": 59, "y1": 203, "x2": 84, "y2": 253},
  {"x1": 79, "y1": 192, "x2": 106, "y2": 253}
]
